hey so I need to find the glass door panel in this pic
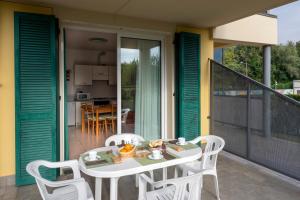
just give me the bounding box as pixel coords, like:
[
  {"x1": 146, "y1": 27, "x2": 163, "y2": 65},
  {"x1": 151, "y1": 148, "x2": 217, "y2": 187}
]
[{"x1": 120, "y1": 37, "x2": 161, "y2": 140}]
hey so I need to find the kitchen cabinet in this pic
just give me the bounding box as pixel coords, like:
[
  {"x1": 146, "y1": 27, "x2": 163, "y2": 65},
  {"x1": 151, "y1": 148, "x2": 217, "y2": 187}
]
[
  {"x1": 108, "y1": 66, "x2": 117, "y2": 85},
  {"x1": 93, "y1": 65, "x2": 108, "y2": 80},
  {"x1": 75, "y1": 65, "x2": 93, "y2": 85},
  {"x1": 68, "y1": 102, "x2": 76, "y2": 126}
]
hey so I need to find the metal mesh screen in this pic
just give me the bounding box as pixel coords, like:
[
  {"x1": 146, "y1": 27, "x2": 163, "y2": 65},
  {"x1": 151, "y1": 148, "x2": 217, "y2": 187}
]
[{"x1": 211, "y1": 60, "x2": 300, "y2": 180}]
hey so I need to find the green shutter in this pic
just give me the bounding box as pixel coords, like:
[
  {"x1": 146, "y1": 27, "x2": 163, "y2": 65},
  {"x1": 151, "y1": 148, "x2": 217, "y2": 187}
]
[
  {"x1": 176, "y1": 32, "x2": 201, "y2": 141},
  {"x1": 15, "y1": 12, "x2": 58, "y2": 185}
]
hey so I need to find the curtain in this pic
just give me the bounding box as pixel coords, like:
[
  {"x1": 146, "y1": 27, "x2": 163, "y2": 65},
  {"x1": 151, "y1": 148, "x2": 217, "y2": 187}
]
[{"x1": 134, "y1": 40, "x2": 161, "y2": 140}]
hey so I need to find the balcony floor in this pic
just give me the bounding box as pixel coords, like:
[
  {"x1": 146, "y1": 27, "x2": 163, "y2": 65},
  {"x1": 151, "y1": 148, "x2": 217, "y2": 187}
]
[{"x1": 1, "y1": 154, "x2": 300, "y2": 200}]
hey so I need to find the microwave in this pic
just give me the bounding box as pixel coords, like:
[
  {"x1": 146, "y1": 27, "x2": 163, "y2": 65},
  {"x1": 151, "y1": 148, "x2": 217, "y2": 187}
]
[{"x1": 76, "y1": 93, "x2": 91, "y2": 101}]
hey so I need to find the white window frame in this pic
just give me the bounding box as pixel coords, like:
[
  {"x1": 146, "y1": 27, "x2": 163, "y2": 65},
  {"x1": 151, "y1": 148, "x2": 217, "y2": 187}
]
[{"x1": 59, "y1": 21, "x2": 168, "y2": 161}]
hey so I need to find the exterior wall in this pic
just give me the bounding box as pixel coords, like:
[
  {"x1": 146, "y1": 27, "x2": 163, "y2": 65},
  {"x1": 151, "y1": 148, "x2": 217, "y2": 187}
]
[
  {"x1": 0, "y1": 2, "x2": 177, "y2": 177},
  {"x1": 176, "y1": 27, "x2": 214, "y2": 136},
  {"x1": 0, "y1": 1, "x2": 214, "y2": 178},
  {"x1": 0, "y1": 1, "x2": 52, "y2": 177},
  {"x1": 213, "y1": 14, "x2": 278, "y2": 46}
]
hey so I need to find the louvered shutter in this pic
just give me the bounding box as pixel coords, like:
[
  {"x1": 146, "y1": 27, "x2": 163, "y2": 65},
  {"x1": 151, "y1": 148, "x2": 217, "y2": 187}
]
[
  {"x1": 176, "y1": 32, "x2": 200, "y2": 141},
  {"x1": 15, "y1": 13, "x2": 58, "y2": 185}
]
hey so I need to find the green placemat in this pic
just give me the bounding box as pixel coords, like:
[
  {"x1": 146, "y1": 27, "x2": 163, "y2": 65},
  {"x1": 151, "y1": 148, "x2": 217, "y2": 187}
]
[
  {"x1": 81, "y1": 151, "x2": 115, "y2": 169},
  {"x1": 134, "y1": 152, "x2": 177, "y2": 166},
  {"x1": 166, "y1": 143, "x2": 199, "y2": 151}
]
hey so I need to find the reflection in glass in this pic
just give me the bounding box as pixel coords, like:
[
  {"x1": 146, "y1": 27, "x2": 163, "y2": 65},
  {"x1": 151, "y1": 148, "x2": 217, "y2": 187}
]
[{"x1": 121, "y1": 38, "x2": 161, "y2": 140}]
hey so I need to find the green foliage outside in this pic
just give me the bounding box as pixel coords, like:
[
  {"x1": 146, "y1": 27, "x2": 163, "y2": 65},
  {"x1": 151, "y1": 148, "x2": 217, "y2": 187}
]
[
  {"x1": 223, "y1": 41, "x2": 300, "y2": 89},
  {"x1": 287, "y1": 94, "x2": 300, "y2": 101},
  {"x1": 121, "y1": 59, "x2": 138, "y2": 111}
]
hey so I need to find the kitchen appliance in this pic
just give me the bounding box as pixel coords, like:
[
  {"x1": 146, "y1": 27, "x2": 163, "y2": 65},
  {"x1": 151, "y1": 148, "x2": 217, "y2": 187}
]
[{"x1": 76, "y1": 92, "x2": 91, "y2": 101}]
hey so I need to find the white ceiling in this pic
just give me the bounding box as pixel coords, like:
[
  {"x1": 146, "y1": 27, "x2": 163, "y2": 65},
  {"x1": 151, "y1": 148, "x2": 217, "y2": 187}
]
[
  {"x1": 65, "y1": 29, "x2": 117, "y2": 51},
  {"x1": 11, "y1": 0, "x2": 295, "y2": 27}
]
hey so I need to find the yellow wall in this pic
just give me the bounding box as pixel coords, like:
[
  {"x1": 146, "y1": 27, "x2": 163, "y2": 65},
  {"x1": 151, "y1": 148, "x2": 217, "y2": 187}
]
[
  {"x1": 0, "y1": 1, "x2": 214, "y2": 177},
  {"x1": 0, "y1": 1, "x2": 52, "y2": 177},
  {"x1": 176, "y1": 27, "x2": 214, "y2": 136}
]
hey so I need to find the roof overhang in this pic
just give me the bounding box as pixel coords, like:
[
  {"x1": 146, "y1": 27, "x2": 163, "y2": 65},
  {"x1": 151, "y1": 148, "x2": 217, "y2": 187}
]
[{"x1": 9, "y1": 0, "x2": 295, "y2": 28}]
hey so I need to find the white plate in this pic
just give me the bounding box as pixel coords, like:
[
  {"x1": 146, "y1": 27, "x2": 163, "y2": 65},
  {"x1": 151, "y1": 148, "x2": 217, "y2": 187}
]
[
  {"x1": 176, "y1": 142, "x2": 188, "y2": 146},
  {"x1": 84, "y1": 155, "x2": 101, "y2": 162},
  {"x1": 148, "y1": 154, "x2": 164, "y2": 160}
]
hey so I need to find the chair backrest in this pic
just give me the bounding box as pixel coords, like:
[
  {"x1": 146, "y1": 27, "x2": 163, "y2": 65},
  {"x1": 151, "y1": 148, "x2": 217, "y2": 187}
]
[
  {"x1": 140, "y1": 171, "x2": 203, "y2": 200},
  {"x1": 26, "y1": 160, "x2": 81, "y2": 200},
  {"x1": 105, "y1": 133, "x2": 145, "y2": 146},
  {"x1": 121, "y1": 108, "x2": 130, "y2": 123},
  {"x1": 82, "y1": 102, "x2": 95, "y2": 118},
  {"x1": 190, "y1": 135, "x2": 225, "y2": 170},
  {"x1": 111, "y1": 104, "x2": 117, "y2": 117}
]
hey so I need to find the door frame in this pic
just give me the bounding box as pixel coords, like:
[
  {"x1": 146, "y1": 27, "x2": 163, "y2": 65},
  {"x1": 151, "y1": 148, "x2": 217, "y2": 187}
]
[{"x1": 59, "y1": 21, "x2": 168, "y2": 161}]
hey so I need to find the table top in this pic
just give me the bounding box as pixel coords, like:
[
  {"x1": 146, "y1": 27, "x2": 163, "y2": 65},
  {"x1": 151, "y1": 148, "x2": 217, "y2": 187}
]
[{"x1": 79, "y1": 143, "x2": 202, "y2": 178}]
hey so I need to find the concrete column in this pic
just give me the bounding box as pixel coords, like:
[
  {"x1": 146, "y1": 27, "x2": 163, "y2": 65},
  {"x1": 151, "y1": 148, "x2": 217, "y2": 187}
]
[
  {"x1": 263, "y1": 45, "x2": 271, "y2": 138},
  {"x1": 263, "y1": 45, "x2": 271, "y2": 87}
]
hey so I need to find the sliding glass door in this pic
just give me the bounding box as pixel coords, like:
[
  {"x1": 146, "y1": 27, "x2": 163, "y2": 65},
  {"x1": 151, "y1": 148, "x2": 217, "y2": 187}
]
[{"x1": 120, "y1": 37, "x2": 161, "y2": 140}]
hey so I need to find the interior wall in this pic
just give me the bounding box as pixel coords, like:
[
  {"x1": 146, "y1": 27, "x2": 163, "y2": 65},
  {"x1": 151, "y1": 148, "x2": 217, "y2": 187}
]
[
  {"x1": 0, "y1": 1, "x2": 52, "y2": 177},
  {"x1": 66, "y1": 48, "x2": 117, "y2": 99},
  {"x1": 176, "y1": 27, "x2": 214, "y2": 136}
]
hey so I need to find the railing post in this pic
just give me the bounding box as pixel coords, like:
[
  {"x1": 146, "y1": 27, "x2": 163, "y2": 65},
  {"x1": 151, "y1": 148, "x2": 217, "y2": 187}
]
[
  {"x1": 209, "y1": 59, "x2": 214, "y2": 134},
  {"x1": 247, "y1": 82, "x2": 251, "y2": 158}
]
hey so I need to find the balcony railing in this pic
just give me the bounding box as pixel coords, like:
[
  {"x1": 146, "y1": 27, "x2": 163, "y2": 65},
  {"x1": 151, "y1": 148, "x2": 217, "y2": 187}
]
[{"x1": 210, "y1": 60, "x2": 300, "y2": 180}]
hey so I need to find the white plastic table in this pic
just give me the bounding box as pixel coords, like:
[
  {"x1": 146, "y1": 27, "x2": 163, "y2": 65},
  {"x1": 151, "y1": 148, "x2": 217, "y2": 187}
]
[{"x1": 79, "y1": 145, "x2": 202, "y2": 200}]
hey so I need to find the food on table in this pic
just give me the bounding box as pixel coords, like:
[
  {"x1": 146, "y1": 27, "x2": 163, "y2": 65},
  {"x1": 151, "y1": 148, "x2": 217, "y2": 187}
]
[
  {"x1": 149, "y1": 140, "x2": 163, "y2": 148},
  {"x1": 119, "y1": 144, "x2": 136, "y2": 159},
  {"x1": 120, "y1": 144, "x2": 135, "y2": 153}
]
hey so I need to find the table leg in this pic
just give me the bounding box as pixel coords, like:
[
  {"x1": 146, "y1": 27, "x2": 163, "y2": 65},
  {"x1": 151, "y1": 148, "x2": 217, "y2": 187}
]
[
  {"x1": 95, "y1": 178, "x2": 102, "y2": 200},
  {"x1": 110, "y1": 177, "x2": 119, "y2": 200},
  {"x1": 96, "y1": 110, "x2": 99, "y2": 136}
]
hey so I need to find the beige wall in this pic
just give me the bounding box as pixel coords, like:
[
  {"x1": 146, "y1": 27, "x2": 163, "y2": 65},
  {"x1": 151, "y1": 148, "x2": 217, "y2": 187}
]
[
  {"x1": 213, "y1": 14, "x2": 278, "y2": 46},
  {"x1": 176, "y1": 27, "x2": 214, "y2": 136},
  {"x1": 0, "y1": 1, "x2": 52, "y2": 177}
]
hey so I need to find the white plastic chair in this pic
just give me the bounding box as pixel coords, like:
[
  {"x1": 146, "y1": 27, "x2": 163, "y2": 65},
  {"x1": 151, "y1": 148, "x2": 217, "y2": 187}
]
[
  {"x1": 176, "y1": 135, "x2": 225, "y2": 200},
  {"x1": 26, "y1": 160, "x2": 94, "y2": 200},
  {"x1": 105, "y1": 133, "x2": 145, "y2": 146},
  {"x1": 138, "y1": 171, "x2": 204, "y2": 200},
  {"x1": 105, "y1": 133, "x2": 154, "y2": 187}
]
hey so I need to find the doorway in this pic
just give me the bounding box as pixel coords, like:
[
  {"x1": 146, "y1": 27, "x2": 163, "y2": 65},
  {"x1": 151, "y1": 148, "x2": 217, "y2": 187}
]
[
  {"x1": 64, "y1": 28, "x2": 118, "y2": 159},
  {"x1": 60, "y1": 25, "x2": 166, "y2": 160}
]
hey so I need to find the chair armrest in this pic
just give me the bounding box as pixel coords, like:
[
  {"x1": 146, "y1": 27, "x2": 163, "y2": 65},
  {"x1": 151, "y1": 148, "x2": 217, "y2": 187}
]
[
  {"x1": 139, "y1": 174, "x2": 154, "y2": 185},
  {"x1": 38, "y1": 160, "x2": 81, "y2": 179},
  {"x1": 42, "y1": 177, "x2": 86, "y2": 188},
  {"x1": 189, "y1": 136, "x2": 208, "y2": 144},
  {"x1": 46, "y1": 178, "x2": 88, "y2": 200}
]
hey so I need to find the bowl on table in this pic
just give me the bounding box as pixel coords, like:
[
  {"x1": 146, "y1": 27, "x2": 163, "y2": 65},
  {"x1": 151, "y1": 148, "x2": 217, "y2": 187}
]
[{"x1": 118, "y1": 144, "x2": 136, "y2": 159}]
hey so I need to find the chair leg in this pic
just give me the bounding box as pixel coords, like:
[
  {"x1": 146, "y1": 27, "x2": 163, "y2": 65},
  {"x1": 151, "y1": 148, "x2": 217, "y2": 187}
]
[
  {"x1": 174, "y1": 166, "x2": 179, "y2": 178},
  {"x1": 182, "y1": 168, "x2": 188, "y2": 177},
  {"x1": 135, "y1": 174, "x2": 139, "y2": 188},
  {"x1": 149, "y1": 170, "x2": 154, "y2": 190},
  {"x1": 87, "y1": 121, "x2": 90, "y2": 134},
  {"x1": 213, "y1": 174, "x2": 220, "y2": 200},
  {"x1": 105, "y1": 120, "x2": 108, "y2": 135},
  {"x1": 112, "y1": 120, "x2": 115, "y2": 134}
]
